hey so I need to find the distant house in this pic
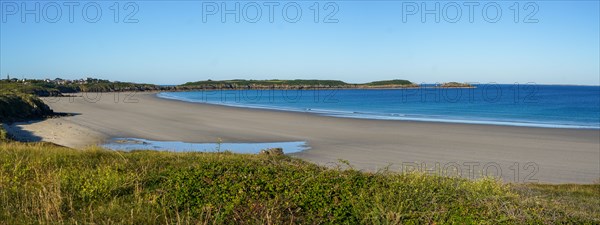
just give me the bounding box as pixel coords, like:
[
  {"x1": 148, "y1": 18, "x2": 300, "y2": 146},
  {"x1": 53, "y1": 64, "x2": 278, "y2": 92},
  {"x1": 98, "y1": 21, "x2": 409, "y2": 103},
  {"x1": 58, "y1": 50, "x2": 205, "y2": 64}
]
[{"x1": 54, "y1": 78, "x2": 67, "y2": 85}]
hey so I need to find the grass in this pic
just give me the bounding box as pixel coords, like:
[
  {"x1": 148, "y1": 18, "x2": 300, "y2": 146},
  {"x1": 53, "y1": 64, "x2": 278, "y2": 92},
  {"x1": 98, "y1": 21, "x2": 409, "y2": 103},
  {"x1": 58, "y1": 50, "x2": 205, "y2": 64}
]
[
  {"x1": 0, "y1": 142, "x2": 598, "y2": 224},
  {"x1": 0, "y1": 125, "x2": 9, "y2": 142},
  {"x1": 512, "y1": 184, "x2": 600, "y2": 222},
  {"x1": 0, "y1": 91, "x2": 54, "y2": 122},
  {"x1": 1, "y1": 82, "x2": 56, "y2": 123}
]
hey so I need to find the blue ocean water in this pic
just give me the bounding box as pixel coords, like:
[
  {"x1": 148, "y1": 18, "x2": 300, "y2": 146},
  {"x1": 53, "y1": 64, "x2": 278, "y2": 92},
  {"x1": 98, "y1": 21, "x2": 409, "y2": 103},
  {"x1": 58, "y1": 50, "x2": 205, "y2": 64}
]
[{"x1": 158, "y1": 84, "x2": 600, "y2": 129}]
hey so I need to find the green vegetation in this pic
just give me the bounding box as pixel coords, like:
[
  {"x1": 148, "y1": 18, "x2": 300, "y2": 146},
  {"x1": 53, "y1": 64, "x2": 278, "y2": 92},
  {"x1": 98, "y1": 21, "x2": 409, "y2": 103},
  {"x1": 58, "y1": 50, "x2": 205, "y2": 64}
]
[
  {"x1": 1, "y1": 78, "x2": 422, "y2": 99},
  {"x1": 1, "y1": 79, "x2": 162, "y2": 96},
  {"x1": 1, "y1": 142, "x2": 598, "y2": 224},
  {"x1": 0, "y1": 91, "x2": 54, "y2": 122},
  {"x1": 182, "y1": 79, "x2": 418, "y2": 89},
  {"x1": 1, "y1": 80, "x2": 65, "y2": 96},
  {"x1": 76, "y1": 81, "x2": 162, "y2": 92},
  {"x1": 363, "y1": 79, "x2": 413, "y2": 86},
  {"x1": 441, "y1": 82, "x2": 473, "y2": 88},
  {"x1": 0, "y1": 126, "x2": 9, "y2": 142},
  {"x1": 182, "y1": 79, "x2": 350, "y2": 87},
  {"x1": 513, "y1": 184, "x2": 600, "y2": 222},
  {"x1": 1, "y1": 78, "x2": 160, "y2": 122}
]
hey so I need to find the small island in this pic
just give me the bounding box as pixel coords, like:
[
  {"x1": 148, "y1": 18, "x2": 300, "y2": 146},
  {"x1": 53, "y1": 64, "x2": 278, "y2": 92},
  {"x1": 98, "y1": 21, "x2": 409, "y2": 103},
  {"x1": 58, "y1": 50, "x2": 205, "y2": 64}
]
[{"x1": 440, "y1": 82, "x2": 474, "y2": 88}]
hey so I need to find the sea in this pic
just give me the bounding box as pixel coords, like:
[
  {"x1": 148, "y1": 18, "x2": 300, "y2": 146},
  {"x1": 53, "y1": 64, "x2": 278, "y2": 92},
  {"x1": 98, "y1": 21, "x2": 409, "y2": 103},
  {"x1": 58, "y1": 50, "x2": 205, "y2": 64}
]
[{"x1": 157, "y1": 84, "x2": 600, "y2": 129}]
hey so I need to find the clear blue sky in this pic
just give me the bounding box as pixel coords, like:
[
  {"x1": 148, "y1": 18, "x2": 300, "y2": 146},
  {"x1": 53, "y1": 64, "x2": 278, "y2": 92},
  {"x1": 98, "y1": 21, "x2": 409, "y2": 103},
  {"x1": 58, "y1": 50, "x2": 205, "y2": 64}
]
[{"x1": 1, "y1": 1, "x2": 599, "y2": 85}]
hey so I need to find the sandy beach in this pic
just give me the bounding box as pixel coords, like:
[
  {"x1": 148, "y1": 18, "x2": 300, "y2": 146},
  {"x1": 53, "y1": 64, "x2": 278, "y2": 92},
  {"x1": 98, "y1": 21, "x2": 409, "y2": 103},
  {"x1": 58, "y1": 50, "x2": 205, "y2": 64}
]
[{"x1": 5, "y1": 92, "x2": 599, "y2": 184}]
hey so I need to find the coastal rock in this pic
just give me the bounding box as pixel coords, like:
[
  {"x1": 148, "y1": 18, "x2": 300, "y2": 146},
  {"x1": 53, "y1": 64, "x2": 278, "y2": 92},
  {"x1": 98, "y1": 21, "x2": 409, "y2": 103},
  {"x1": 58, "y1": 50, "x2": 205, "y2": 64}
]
[{"x1": 259, "y1": 148, "x2": 284, "y2": 156}]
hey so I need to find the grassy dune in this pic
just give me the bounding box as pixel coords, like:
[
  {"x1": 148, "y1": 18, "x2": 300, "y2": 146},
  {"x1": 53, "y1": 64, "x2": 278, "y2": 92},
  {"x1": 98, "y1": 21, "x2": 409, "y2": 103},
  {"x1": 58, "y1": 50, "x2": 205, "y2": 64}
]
[
  {"x1": 0, "y1": 92, "x2": 54, "y2": 122},
  {"x1": 0, "y1": 142, "x2": 598, "y2": 224}
]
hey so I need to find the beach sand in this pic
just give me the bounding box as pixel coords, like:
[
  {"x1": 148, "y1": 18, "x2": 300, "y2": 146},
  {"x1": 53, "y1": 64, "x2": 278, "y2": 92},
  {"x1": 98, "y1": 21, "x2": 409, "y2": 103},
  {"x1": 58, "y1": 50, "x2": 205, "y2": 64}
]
[{"x1": 5, "y1": 92, "x2": 599, "y2": 183}]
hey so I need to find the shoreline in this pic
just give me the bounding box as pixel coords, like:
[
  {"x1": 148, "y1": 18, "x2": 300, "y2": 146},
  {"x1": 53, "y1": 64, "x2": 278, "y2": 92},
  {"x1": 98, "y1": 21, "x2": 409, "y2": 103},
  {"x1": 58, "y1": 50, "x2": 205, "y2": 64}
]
[
  {"x1": 156, "y1": 92, "x2": 599, "y2": 130},
  {"x1": 5, "y1": 92, "x2": 600, "y2": 184}
]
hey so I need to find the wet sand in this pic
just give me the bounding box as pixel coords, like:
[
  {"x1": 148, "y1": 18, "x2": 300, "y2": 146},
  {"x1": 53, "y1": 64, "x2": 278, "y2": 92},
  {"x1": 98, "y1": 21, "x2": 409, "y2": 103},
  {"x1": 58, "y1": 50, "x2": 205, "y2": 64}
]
[{"x1": 5, "y1": 92, "x2": 599, "y2": 183}]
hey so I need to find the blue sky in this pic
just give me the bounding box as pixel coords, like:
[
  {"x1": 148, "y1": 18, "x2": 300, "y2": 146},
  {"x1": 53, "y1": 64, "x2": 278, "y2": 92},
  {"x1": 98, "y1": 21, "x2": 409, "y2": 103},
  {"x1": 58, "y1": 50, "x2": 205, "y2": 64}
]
[{"x1": 1, "y1": 1, "x2": 599, "y2": 85}]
